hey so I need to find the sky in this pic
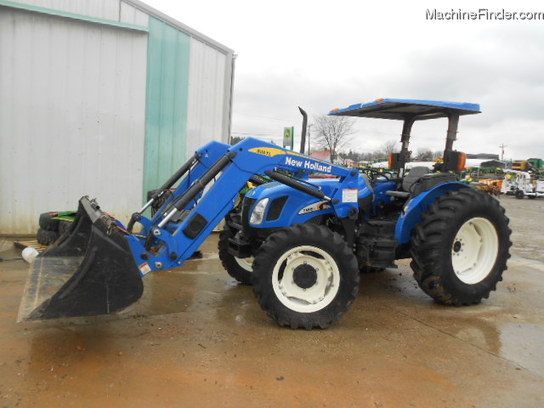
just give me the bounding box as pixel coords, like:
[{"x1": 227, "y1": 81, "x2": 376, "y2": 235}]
[{"x1": 145, "y1": 0, "x2": 544, "y2": 161}]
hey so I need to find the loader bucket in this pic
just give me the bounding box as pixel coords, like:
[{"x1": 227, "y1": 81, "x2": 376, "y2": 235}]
[{"x1": 18, "y1": 197, "x2": 143, "y2": 321}]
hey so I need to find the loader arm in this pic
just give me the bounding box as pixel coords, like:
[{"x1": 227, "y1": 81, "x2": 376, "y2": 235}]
[
  {"x1": 19, "y1": 137, "x2": 359, "y2": 320},
  {"x1": 127, "y1": 137, "x2": 360, "y2": 275},
  {"x1": 128, "y1": 140, "x2": 231, "y2": 234}
]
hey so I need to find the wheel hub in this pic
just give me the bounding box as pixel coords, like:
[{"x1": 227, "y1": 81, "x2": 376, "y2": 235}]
[
  {"x1": 453, "y1": 240, "x2": 462, "y2": 253},
  {"x1": 293, "y1": 264, "x2": 317, "y2": 289},
  {"x1": 451, "y1": 217, "x2": 499, "y2": 284},
  {"x1": 272, "y1": 245, "x2": 341, "y2": 313}
]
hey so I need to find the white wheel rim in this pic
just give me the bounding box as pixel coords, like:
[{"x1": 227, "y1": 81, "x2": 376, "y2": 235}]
[
  {"x1": 235, "y1": 256, "x2": 253, "y2": 272},
  {"x1": 271, "y1": 245, "x2": 341, "y2": 313},
  {"x1": 451, "y1": 217, "x2": 499, "y2": 284}
]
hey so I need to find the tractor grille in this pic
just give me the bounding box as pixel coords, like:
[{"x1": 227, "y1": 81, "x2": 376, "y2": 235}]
[
  {"x1": 241, "y1": 198, "x2": 257, "y2": 230},
  {"x1": 267, "y1": 196, "x2": 288, "y2": 221}
]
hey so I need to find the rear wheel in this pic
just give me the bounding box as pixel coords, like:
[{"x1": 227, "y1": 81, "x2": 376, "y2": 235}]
[
  {"x1": 410, "y1": 188, "x2": 511, "y2": 305},
  {"x1": 252, "y1": 223, "x2": 359, "y2": 329},
  {"x1": 515, "y1": 189, "x2": 524, "y2": 199}
]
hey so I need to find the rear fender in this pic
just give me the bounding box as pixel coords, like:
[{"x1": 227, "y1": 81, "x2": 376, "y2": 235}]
[{"x1": 394, "y1": 182, "x2": 473, "y2": 244}]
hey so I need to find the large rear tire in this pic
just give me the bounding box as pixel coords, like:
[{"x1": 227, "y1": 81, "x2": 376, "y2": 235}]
[
  {"x1": 252, "y1": 224, "x2": 359, "y2": 329},
  {"x1": 410, "y1": 188, "x2": 511, "y2": 306}
]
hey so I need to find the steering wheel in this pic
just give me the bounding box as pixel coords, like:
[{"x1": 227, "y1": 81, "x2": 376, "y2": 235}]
[{"x1": 363, "y1": 168, "x2": 391, "y2": 182}]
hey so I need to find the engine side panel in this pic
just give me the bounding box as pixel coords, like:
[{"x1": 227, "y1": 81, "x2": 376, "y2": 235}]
[{"x1": 244, "y1": 176, "x2": 374, "y2": 229}]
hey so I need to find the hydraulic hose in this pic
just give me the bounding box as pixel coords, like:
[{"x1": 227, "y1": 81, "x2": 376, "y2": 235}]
[
  {"x1": 158, "y1": 152, "x2": 237, "y2": 228},
  {"x1": 128, "y1": 153, "x2": 200, "y2": 232},
  {"x1": 265, "y1": 170, "x2": 332, "y2": 201}
]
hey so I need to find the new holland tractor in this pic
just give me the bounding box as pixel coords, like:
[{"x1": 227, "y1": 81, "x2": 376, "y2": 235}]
[{"x1": 18, "y1": 99, "x2": 511, "y2": 329}]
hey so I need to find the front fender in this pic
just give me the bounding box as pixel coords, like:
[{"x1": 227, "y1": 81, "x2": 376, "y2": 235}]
[{"x1": 395, "y1": 182, "x2": 473, "y2": 244}]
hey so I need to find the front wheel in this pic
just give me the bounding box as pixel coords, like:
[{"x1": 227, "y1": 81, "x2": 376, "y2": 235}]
[
  {"x1": 252, "y1": 224, "x2": 359, "y2": 329},
  {"x1": 218, "y1": 226, "x2": 253, "y2": 285},
  {"x1": 410, "y1": 188, "x2": 511, "y2": 306}
]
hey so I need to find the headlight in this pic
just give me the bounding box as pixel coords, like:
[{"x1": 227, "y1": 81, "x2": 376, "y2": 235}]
[{"x1": 249, "y1": 198, "x2": 269, "y2": 225}]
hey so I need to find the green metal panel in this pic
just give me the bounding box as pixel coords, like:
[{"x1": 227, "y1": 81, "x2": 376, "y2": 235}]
[{"x1": 143, "y1": 17, "x2": 190, "y2": 200}]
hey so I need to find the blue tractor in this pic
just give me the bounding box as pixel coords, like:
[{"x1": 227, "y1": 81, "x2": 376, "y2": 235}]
[{"x1": 19, "y1": 99, "x2": 511, "y2": 329}]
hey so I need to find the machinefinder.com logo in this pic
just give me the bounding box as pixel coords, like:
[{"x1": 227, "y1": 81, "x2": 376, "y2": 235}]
[{"x1": 426, "y1": 9, "x2": 544, "y2": 21}]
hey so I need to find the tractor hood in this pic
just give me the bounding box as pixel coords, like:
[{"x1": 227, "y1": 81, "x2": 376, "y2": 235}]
[{"x1": 243, "y1": 177, "x2": 373, "y2": 230}]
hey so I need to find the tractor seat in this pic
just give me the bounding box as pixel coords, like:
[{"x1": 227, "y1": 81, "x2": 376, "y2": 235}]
[{"x1": 386, "y1": 166, "x2": 430, "y2": 199}]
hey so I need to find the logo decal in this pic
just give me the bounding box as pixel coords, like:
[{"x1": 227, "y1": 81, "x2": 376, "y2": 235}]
[{"x1": 285, "y1": 157, "x2": 332, "y2": 173}]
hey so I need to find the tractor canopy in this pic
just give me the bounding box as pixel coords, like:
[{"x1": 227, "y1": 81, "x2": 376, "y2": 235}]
[
  {"x1": 329, "y1": 98, "x2": 480, "y2": 120},
  {"x1": 330, "y1": 98, "x2": 481, "y2": 171}
]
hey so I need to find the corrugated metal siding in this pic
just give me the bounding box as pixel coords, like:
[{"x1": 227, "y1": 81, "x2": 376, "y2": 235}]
[
  {"x1": 186, "y1": 39, "x2": 228, "y2": 155},
  {"x1": 7, "y1": 0, "x2": 149, "y2": 27},
  {"x1": 119, "y1": 0, "x2": 147, "y2": 26},
  {"x1": 124, "y1": 0, "x2": 232, "y2": 55},
  {"x1": 0, "y1": 7, "x2": 148, "y2": 234},
  {"x1": 10, "y1": 0, "x2": 120, "y2": 21},
  {"x1": 142, "y1": 17, "x2": 190, "y2": 197}
]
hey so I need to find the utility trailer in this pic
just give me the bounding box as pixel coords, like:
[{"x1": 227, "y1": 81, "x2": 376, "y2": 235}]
[
  {"x1": 19, "y1": 98, "x2": 511, "y2": 329},
  {"x1": 512, "y1": 172, "x2": 544, "y2": 199}
]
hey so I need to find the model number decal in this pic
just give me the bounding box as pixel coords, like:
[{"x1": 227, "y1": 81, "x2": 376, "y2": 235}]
[
  {"x1": 248, "y1": 147, "x2": 287, "y2": 157},
  {"x1": 298, "y1": 201, "x2": 332, "y2": 215}
]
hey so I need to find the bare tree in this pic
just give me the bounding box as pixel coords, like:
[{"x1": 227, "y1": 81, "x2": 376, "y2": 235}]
[
  {"x1": 371, "y1": 140, "x2": 398, "y2": 161},
  {"x1": 414, "y1": 148, "x2": 433, "y2": 161},
  {"x1": 229, "y1": 136, "x2": 245, "y2": 145},
  {"x1": 313, "y1": 115, "x2": 355, "y2": 163},
  {"x1": 381, "y1": 140, "x2": 398, "y2": 157}
]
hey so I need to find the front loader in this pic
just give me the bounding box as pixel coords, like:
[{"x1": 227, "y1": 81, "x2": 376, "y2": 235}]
[
  {"x1": 18, "y1": 137, "x2": 360, "y2": 324},
  {"x1": 19, "y1": 98, "x2": 512, "y2": 330}
]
